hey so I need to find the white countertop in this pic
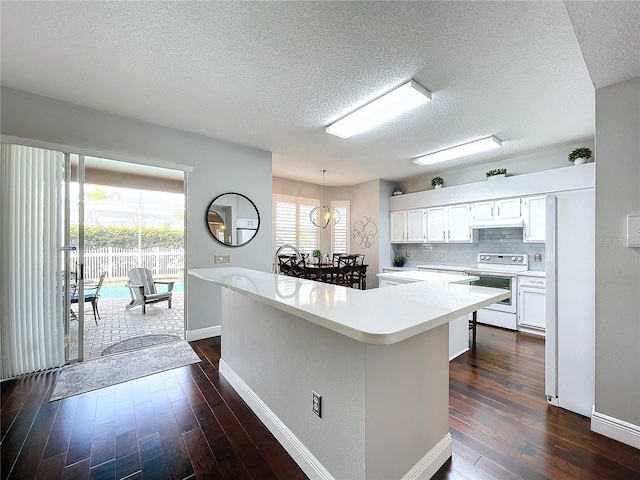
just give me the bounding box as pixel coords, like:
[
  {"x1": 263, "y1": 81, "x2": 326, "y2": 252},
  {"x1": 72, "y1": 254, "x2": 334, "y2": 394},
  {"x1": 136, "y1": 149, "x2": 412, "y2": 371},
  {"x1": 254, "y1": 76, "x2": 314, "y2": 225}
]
[
  {"x1": 377, "y1": 270, "x2": 478, "y2": 284},
  {"x1": 416, "y1": 264, "x2": 471, "y2": 272},
  {"x1": 189, "y1": 267, "x2": 510, "y2": 345},
  {"x1": 517, "y1": 270, "x2": 546, "y2": 277},
  {"x1": 382, "y1": 266, "x2": 417, "y2": 272}
]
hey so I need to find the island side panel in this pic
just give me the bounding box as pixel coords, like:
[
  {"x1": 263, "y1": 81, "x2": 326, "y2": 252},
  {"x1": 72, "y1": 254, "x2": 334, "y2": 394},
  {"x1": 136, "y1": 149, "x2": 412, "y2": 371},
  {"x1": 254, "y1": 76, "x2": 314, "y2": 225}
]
[
  {"x1": 364, "y1": 323, "x2": 451, "y2": 479},
  {"x1": 221, "y1": 289, "x2": 366, "y2": 480}
]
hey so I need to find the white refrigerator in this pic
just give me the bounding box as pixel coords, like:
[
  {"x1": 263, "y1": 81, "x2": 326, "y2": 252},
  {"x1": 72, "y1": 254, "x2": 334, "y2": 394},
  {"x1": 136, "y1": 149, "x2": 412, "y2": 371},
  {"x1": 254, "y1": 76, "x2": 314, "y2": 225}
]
[{"x1": 545, "y1": 189, "x2": 595, "y2": 417}]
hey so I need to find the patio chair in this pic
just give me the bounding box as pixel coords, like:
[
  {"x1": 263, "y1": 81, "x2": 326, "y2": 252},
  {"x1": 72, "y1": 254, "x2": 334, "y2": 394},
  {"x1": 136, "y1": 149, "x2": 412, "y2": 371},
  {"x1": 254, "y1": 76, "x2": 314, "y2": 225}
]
[
  {"x1": 71, "y1": 271, "x2": 107, "y2": 324},
  {"x1": 126, "y1": 267, "x2": 174, "y2": 314}
]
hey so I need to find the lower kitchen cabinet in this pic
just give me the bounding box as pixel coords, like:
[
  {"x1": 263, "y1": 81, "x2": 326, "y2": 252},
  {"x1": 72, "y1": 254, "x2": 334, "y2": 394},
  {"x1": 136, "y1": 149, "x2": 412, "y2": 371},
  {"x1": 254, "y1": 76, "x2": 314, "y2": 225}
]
[{"x1": 517, "y1": 274, "x2": 546, "y2": 335}]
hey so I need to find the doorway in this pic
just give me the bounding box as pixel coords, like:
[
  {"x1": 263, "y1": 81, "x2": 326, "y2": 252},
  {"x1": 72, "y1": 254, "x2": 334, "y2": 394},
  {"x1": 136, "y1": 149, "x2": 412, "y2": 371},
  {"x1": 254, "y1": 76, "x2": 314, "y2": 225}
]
[
  {"x1": 68, "y1": 155, "x2": 185, "y2": 361},
  {"x1": 0, "y1": 143, "x2": 186, "y2": 379}
]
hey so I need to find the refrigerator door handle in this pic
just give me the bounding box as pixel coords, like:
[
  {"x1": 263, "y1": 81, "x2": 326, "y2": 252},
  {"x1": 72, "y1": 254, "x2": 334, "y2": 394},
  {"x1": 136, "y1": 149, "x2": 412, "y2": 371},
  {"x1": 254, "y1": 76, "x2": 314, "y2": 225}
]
[{"x1": 545, "y1": 195, "x2": 559, "y2": 401}]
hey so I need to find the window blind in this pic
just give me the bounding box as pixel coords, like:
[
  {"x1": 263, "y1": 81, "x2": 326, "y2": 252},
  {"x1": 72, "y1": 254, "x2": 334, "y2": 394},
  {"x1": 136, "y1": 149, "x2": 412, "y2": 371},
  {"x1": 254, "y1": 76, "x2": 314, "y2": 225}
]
[
  {"x1": 273, "y1": 194, "x2": 319, "y2": 254},
  {"x1": 331, "y1": 201, "x2": 350, "y2": 254}
]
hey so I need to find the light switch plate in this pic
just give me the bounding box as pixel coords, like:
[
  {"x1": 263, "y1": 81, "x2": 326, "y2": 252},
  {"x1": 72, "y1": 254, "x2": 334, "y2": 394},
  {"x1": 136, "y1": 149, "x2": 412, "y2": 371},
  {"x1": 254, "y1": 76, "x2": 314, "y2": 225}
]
[
  {"x1": 627, "y1": 215, "x2": 640, "y2": 247},
  {"x1": 214, "y1": 254, "x2": 230, "y2": 263}
]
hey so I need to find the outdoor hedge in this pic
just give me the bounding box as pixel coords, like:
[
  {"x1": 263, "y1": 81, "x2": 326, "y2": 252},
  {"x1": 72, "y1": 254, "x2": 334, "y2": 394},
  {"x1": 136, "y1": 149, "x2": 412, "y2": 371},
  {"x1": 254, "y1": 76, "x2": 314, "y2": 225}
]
[{"x1": 69, "y1": 225, "x2": 184, "y2": 249}]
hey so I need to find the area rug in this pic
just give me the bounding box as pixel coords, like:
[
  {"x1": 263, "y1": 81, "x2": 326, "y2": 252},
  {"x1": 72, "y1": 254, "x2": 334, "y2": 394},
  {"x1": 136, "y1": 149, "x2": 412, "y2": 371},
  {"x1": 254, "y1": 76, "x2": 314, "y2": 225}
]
[
  {"x1": 50, "y1": 340, "x2": 200, "y2": 402},
  {"x1": 101, "y1": 334, "x2": 181, "y2": 356}
]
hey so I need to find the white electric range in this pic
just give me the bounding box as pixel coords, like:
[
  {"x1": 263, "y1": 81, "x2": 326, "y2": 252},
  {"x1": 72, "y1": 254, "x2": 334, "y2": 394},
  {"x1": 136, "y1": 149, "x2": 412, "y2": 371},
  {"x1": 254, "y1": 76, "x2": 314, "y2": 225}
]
[{"x1": 464, "y1": 253, "x2": 529, "y2": 330}]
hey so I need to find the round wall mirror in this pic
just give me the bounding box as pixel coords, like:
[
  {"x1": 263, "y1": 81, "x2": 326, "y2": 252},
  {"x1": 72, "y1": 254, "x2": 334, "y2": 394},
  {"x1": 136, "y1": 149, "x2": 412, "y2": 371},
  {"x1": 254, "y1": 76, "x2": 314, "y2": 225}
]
[{"x1": 206, "y1": 192, "x2": 260, "y2": 247}]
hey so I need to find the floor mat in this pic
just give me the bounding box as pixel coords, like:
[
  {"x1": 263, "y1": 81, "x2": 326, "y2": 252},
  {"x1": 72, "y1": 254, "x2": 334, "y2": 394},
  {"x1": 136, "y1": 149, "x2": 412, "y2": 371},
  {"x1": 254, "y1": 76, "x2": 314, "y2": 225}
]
[
  {"x1": 50, "y1": 340, "x2": 200, "y2": 401},
  {"x1": 101, "y1": 334, "x2": 181, "y2": 356}
]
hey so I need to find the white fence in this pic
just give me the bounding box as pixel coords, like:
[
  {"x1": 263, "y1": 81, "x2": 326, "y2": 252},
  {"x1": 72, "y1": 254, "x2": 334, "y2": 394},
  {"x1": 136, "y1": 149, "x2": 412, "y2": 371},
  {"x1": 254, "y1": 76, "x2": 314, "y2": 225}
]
[{"x1": 71, "y1": 247, "x2": 184, "y2": 280}]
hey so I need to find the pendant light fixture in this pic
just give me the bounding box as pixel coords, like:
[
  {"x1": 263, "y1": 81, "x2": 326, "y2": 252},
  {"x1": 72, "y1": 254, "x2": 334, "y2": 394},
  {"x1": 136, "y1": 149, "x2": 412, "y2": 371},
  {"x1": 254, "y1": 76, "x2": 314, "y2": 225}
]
[{"x1": 310, "y1": 170, "x2": 341, "y2": 229}]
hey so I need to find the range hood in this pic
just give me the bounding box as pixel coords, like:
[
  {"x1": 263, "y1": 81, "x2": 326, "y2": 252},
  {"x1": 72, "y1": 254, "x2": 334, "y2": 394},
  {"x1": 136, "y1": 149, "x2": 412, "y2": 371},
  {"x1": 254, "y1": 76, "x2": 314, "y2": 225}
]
[{"x1": 469, "y1": 218, "x2": 524, "y2": 229}]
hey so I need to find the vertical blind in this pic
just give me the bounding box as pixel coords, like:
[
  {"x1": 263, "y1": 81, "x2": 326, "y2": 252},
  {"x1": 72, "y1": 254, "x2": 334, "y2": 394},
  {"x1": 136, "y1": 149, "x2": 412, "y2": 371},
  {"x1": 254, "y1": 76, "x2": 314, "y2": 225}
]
[
  {"x1": 0, "y1": 144, "x2": 65, "y2": 379},
  {"x1": 273, "y1": 193, "x2": 319, "y2": 253}
]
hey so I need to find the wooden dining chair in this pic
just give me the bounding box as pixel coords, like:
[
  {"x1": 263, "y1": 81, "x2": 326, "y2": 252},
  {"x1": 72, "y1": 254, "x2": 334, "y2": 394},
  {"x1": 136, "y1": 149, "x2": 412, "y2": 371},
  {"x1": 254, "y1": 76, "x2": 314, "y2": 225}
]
[
  {"x1": 351, "y1": 254, "x2": 366, "y2": 289},
  {"x1": 278, "y1": 255, "x2": 296, "y2": 276},
  {"x1": 334, "y1": 255, "x2": 359, "y2": 287}
]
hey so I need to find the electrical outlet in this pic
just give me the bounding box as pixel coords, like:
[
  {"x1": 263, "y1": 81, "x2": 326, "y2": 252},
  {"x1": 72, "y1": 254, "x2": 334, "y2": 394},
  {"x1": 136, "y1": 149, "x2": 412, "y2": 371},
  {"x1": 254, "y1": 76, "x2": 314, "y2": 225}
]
[
  {"x1": 405, "y1": 250, "x2": 410, "y2": 257},
  {"x1": 214, "y1": 254, "x2": 230, "y2": 264},
  {"x1": 534, "y1": 253, "x2": 542, "y2": 262},
  {"x1": 439, "y1": 253, "x2": 445, "y2": 259},
  {"x1": 312, "y1": 390, "x2": 321, "y2": 418}
]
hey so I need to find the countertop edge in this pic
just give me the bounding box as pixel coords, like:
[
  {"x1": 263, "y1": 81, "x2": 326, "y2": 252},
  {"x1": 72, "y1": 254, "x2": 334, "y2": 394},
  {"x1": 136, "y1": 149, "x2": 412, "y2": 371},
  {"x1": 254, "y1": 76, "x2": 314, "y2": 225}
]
[{"x1": 189, "y1": 267, "x2": 510, "y2": 345}]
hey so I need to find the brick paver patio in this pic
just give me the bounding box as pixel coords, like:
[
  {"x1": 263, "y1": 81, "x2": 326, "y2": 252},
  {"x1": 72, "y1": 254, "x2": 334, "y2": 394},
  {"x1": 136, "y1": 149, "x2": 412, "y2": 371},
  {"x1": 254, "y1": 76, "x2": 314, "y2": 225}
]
[{"x1": 68, "y1": 292, "x2": 184, "y2": 360}]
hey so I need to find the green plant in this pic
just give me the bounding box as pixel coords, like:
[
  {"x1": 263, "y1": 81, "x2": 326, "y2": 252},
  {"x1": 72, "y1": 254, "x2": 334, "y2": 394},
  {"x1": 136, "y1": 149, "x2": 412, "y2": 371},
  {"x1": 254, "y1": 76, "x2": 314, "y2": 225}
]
[
  {"x1": 486, "y1": 168, "x2": 507, "y2": 178},
  {"x1": 431, "y1": 176, "x2": 444, "y2": 187},
  {"x1": 312, "y1": 249, "x2": 322, "y2": 258},
  {"x1": 568, "y1": 147, "x2": 592, "y2": 163},
  {"x1": 393, "y1": 255, "x2": 406, "y2": 266}
]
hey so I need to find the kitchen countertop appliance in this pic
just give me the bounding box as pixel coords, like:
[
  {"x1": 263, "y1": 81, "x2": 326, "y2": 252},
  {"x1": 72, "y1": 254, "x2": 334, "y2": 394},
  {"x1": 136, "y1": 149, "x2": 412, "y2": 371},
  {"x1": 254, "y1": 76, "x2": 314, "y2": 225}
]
[{"x1": 464, "y1": 253, "x2": 528, "y2": 330}]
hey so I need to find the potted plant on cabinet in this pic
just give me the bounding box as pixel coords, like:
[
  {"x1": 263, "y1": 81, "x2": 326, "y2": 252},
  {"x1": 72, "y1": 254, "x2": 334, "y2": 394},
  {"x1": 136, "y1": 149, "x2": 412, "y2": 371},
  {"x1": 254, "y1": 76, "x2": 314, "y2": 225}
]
[
  {"x1": 486, "y1": 168, "x2": 507, "y2": 180},
  {"x1": 431, "y1": 176, "x2": 444, "y2": 189},
  {"x1": 393, "y1": 255, "x2": 406, "y2": 267},
  {"x1": 568, "y1": 147, "x2": 592, "y2": 165}
]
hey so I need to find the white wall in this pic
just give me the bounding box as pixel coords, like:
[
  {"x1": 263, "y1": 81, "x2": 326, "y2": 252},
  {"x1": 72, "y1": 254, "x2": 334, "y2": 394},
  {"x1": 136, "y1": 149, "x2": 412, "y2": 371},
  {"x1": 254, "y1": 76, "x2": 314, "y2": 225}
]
[
  {"x1": 0, "y1": 87, "x2": 273, "y2": 334},
  {"x1": 402, "y1": 142, "x2": 594, "y2": 193},
  {"x1": 594, "y1": 77, "x2": 640, "y2": 428}
]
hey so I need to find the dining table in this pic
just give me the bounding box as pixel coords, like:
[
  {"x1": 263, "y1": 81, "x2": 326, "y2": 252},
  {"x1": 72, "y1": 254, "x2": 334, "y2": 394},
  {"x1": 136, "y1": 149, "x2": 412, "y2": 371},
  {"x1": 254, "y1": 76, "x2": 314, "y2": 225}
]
[{"x1": 305, "y1": 262, "x2": 368, "y2": 289}]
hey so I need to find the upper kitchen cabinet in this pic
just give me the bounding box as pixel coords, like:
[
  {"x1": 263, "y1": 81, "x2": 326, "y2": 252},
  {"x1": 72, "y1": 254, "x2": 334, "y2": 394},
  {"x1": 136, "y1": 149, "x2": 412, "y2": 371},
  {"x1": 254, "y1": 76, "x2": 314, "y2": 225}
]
[
  {"x1": 472, "y1": 198, "x2": 521, "y2": 221},
  {"x1": 390, "y1": 209, "x2": 426, "y2": 243},
  {"x1": 522, "y1": 195, "x2": 546, "y2": 242},
  {"x1": 426, "y1": 204, "x2": 472, "y2": 243}
]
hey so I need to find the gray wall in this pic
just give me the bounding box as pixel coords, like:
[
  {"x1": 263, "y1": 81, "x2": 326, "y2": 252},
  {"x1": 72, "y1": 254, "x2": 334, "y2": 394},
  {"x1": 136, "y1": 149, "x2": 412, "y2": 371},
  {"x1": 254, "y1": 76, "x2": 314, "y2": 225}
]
[
  {"x1": 1, "y1": 87, "x2": 273, "y2": 334},
  {"x1": 594, "y1": 77, "x2": 640, "y2": 427}
]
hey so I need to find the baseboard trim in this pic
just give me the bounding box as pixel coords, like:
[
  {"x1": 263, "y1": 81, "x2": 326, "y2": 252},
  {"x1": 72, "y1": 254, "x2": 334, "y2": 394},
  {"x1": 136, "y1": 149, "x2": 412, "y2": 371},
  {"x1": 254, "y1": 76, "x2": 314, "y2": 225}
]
[
  {"x1": 185, "y1": 325, "x2": 221, "y2": 341},
  {"x1": 402, "y1": 433, "x2": 452, "y2": 480},
  {"x1": 449, "y1": 347, "x2": 469, "y2": 361},
  {"x1": 219, "y1": 359, "x2": 334, "y2": 480},
  {"x1": 591, "y1": 407, "x2": 640, "y2": 449}
]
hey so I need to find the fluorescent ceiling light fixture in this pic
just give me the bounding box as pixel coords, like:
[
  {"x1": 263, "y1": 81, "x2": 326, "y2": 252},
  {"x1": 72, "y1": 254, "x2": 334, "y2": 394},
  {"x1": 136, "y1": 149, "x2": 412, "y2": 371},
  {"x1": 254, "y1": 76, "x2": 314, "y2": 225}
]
[
  {"x1": 413, "y1": 136, "x2": 503, "y2": 166},
  {"x1": 326, "y1": 80, "x2": 431, "y2": 139}
]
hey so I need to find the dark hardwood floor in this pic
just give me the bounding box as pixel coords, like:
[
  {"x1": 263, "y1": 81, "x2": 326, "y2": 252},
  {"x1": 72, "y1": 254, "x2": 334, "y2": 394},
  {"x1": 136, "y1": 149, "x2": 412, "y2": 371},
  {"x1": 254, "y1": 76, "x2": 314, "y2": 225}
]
[{"x1": 2, "y1": 326, "x2": 639, "y2": 479}]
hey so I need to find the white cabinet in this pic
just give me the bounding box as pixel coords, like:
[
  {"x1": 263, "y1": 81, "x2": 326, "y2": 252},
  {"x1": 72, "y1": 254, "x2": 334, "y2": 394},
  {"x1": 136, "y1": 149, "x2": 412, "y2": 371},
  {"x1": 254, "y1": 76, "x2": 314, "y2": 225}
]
[
  {"x1": 472, "y1": 198, "x2": 521, "y2": 221},
  {"x1": 496, "y1": 198, "x2": 522, "y2": 219},
  {"x1": 517, "y1": 275, "x2": 546, "y2": 335},
  {"x1": 522, "y1": 195, "x2": 546, "y2": 242},
  {"x1": 390, "y1": 211, "x2": 407, "y2": 242},
  {"x1": 447, "y1": 204, "x2": 472, "y2": 242},
  {"x1": 407, "y1": 209, "x2": 427, "y2": 242},
  {"x1": 426, "y1": 207, "x2": 446, "y2": 242},
  {"x1": 472, "y1": 201, "x2": 495, "y2": 221},
  {"x1": 426, "y1": 205, "x2": 472, "y2": 243},
  {"x1": 390, "y1": 209, "x2": 426, "y2": 243}
]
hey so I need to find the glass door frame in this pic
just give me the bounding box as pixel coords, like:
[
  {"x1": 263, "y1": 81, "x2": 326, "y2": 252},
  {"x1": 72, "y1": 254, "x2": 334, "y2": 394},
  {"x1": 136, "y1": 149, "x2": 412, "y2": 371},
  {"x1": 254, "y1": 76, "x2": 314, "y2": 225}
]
[{"x1": 63, "y1": 153, "x2": 86, "y2": 363}]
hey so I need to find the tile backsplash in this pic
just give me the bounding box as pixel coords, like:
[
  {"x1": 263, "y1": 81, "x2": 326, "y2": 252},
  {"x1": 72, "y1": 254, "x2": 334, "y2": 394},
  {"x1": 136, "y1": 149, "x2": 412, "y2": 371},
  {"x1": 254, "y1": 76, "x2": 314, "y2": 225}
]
[{"x1": 392, "y1": 228, "x2": 545, "y2": 271}]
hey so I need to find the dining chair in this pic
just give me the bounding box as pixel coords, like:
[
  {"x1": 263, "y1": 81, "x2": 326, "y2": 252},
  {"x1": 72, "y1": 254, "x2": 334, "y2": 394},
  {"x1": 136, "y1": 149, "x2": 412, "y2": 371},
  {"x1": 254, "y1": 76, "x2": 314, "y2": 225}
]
[
  {"x1": 334, "y1": 255, "x2": 359, "y2": 287},
  {"x1": 70, "y1": 271, "x2": 107, "y2": 324},
  {"x1": 352, "y1": 254, "x2": 367, "y2": 289}
]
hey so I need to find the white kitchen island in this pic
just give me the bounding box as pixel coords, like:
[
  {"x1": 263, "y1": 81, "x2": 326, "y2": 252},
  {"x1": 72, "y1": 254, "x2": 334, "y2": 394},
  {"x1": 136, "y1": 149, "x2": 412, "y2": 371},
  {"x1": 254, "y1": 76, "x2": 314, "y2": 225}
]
[
  {"x1": 189, "y1": 267, "x2": 509, "y2": 480},
  {"x1": 377, "y1": 270, "x2": 479, "y2": 360}
]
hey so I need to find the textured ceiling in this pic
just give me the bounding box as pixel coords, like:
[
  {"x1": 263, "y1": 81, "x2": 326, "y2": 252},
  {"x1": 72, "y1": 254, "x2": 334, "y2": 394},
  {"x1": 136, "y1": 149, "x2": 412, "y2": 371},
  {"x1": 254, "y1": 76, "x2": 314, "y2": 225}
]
[
  {"x1": 564, "y1": 1, "x2": 640, "y2": 89},
  {"x1": 0, "y1": 2, "x2": 634, "y2": 186}
]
